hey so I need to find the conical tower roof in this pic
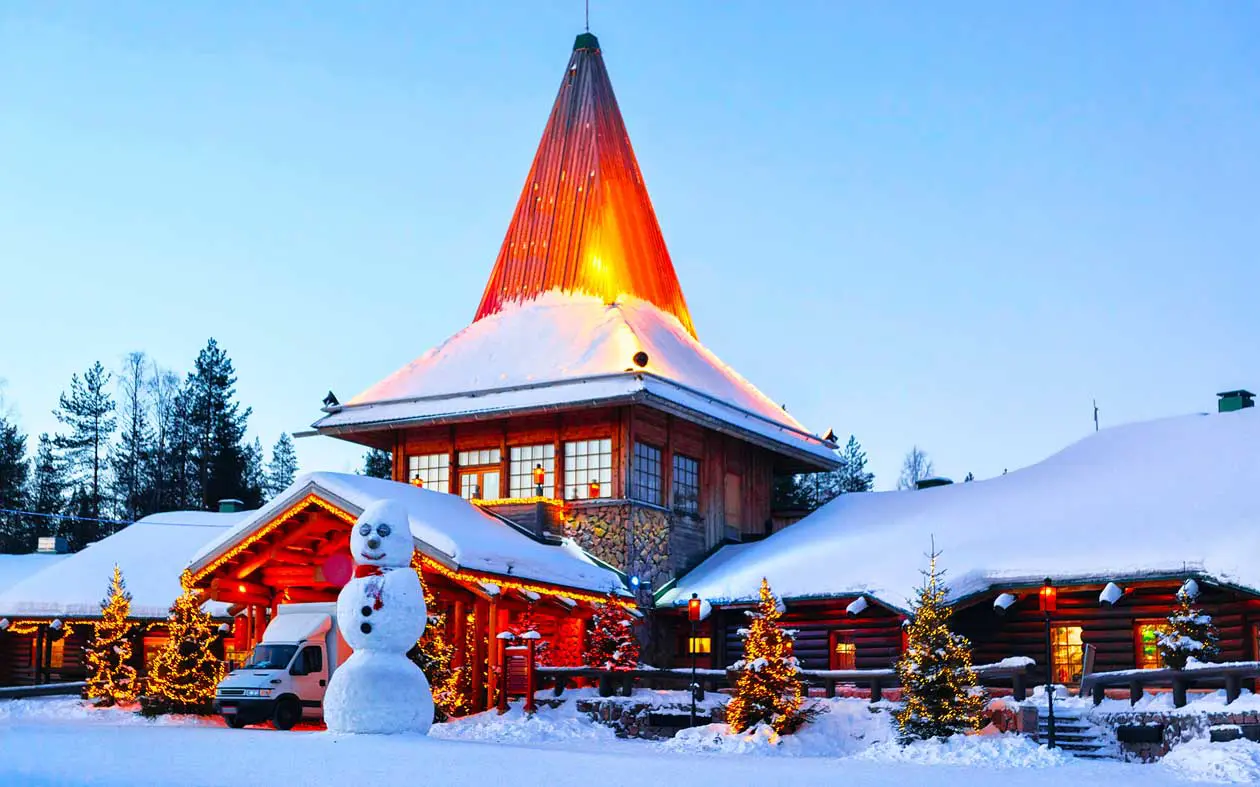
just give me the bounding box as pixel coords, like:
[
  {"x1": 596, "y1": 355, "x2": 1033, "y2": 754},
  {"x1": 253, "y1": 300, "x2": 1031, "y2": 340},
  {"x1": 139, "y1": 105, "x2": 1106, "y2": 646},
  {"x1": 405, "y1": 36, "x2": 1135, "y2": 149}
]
[{"x1": 474, "y1": 33, "x2": 696, "y2": 337}]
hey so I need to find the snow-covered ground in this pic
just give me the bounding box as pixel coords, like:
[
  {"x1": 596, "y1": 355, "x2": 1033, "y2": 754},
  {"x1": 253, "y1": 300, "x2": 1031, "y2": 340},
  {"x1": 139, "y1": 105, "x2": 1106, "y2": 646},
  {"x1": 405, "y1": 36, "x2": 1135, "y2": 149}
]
[{"x1": 2, "y1": 696, "x2": 1259, "y2": 786}]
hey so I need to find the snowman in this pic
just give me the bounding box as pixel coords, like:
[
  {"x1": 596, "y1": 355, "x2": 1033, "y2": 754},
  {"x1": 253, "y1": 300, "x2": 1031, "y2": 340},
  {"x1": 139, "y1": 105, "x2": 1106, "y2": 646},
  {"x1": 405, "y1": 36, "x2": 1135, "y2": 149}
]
[{"x1": 324, "y1": 499, "x2": 433, "y2": 734}]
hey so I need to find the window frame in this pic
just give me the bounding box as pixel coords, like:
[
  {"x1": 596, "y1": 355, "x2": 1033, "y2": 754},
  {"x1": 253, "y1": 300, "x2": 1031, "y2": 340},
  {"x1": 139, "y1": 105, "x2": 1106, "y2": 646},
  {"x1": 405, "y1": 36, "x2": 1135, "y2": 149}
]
[
  {"x1": 671, "y1": 453, "x2": 700, "y2": 515},
  {"x1": 563, "y1": 438, "x2": 613, "y2": 500},
  {"x1": 829, "y1": 631, "x2": 857, "y2": 671},
  {"x1": 1134, "y1": 619, "x2": 1167, "y2": 670},
  {"x1": 631, "y1": 441, "x2": 663, "y2": 506},
  {"x1": 1050, "y1": 624, "x2": 1085, "y2": 684},
  {"x1": 408, "y1": 453, "x2": 451, "y2": 493},
  {"x1": 510, "y1": 444, "x2": 556, "y2": 499}
]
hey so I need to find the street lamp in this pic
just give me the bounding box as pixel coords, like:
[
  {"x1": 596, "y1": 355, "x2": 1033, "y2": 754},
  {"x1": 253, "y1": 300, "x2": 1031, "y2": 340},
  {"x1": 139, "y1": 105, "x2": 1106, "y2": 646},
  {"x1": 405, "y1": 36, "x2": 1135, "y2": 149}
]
[
  {"x1": 533, "y1": 464, "x2": 545, "y2": 497},
  {"x1": 688, "y1": 593, "x2": 704, "y2": 727},
  {"x1": 1039, "y1": 578, "x2": 1058, "y2": 749}
]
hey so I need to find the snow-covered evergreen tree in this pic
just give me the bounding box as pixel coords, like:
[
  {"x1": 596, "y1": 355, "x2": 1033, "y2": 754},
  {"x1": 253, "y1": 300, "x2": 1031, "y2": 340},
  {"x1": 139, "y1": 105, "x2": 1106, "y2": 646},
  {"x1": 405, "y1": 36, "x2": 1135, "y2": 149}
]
[
  {"x1": 893, "y1": 548, "x2": 987, "y2": 742},
  {"x1": 837, "y1": 434, "x2": 874, "y2": 493},
  {"x1": 85, "y1": 565, "x2": 139, "y2": 706},
  {"x1": 583, "y1": 594, "x2": 639, "y2": 670},
  {"x1": 361, "y1": 448, "x2": 392, "y2": 479},
  {"x1": 1158, "y1": 579, "x2": 1220, "y2": 670},
  {"x1": 185, "y1": 339, "x2": 255, "y2": 510},
  {"x1": 0, "y1": 412, "x2": 30, "y2": 552},
  {"x1": 241, "y1": 437, "x2": 266, "y2": 507},
  {"x1": 726, "y1": 578, "x2": 811, "y2": 735},
  {"x1": 265, "y1": 433, "x2": 298, "y2": 499}
]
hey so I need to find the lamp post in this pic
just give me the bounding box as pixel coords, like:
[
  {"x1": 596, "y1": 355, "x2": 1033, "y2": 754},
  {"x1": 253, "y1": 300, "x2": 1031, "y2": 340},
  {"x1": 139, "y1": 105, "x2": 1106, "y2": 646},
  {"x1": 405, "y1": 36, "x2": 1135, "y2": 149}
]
[
  {"x1": 1039, "y1": 578, "x2": 1057, "y2": 749},
  {"x1": 688, "y1": 593, "x2": 702, "y2": 728}
]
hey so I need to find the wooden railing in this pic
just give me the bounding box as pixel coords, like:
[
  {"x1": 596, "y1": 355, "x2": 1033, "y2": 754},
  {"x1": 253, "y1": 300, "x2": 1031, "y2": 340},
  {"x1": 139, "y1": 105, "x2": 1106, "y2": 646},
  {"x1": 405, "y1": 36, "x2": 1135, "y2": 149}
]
[
  {"x1": 1079, "y1": 662, "x2": 1260, "y2": 708},
  {"x1": 536, "y1": 659, "x2": 1034, "y2": 703},
  {"x1": 0, "y1": 681, "x2": 85, "y2": 700}
]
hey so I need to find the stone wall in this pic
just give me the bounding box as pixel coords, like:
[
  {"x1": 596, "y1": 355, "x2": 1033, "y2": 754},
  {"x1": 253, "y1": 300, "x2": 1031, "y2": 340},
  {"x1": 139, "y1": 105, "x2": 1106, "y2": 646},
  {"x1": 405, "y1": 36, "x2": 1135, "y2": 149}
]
[
  {"x1": 575, "y1": 695, "x2": 727, "y2": 739},
  {"x1": 562, "y1": 502, "x2": 686, "y2": 592},
  {"x1": 1094, "y1": 708, "x2": 1260, "y2": 762}
]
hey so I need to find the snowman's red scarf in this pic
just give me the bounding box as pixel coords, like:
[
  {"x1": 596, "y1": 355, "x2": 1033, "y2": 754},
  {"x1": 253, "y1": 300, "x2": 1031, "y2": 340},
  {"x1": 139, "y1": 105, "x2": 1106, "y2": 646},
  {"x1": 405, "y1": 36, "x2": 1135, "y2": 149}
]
[{"x1": 353, "y1": 564, "x2": 388, "y2": 610}]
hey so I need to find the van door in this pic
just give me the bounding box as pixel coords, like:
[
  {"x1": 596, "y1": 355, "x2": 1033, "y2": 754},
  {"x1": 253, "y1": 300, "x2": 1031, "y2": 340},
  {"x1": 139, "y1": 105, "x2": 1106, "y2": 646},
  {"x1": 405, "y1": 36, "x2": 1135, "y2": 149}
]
[{"x1": 289, "y1": 644, "x2": 328, "y2": 719}]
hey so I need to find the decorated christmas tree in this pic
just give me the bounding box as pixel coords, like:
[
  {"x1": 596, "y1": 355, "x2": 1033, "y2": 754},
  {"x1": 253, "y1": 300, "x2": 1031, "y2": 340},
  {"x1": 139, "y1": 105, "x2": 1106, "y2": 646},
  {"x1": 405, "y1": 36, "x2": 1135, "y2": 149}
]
[
  {"x1": 1158, "y1": 579, "x2": 1220, "y2": 670},
  {"x1": 894, "y1": 548, "x2": 987, "y2": 742},
  {"x1": 145, "y1": 578, "x2": 226, "y2": 714},
  {"x1": 408, "y1": 570, "x2": 469, "y2": 719},
  {"x1": 85, "y1": 565, "x2": 139, "y2": 706},
  {"x1": 583, "y1": 593, "x2": 639, "y2": 670},
  {"x1": 507, "y1": 603, "x2": 551, "y2": 666},
  {"x1": 725, "y1": 578, "x2": 811, "y2": 735}
]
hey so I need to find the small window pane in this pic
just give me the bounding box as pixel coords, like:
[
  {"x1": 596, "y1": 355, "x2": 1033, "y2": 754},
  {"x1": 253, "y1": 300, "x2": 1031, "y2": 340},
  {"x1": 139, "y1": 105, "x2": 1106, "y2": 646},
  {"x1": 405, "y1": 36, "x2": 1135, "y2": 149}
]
[
  {"x1": 631, "y1": 442, "x2": 662, "y2": 505},
  {"x1": 563, "y1": 438, "x2": 613, "y2": 500},
  {"x1": 510, "y1": 444, "x2": 555, "y2": 498},
  {"x1": 408, "y1": 453, "x2": 451, "y2": 493},
  {"x1": 672, "y1": 453, "x2": 700, "y2": 514}
]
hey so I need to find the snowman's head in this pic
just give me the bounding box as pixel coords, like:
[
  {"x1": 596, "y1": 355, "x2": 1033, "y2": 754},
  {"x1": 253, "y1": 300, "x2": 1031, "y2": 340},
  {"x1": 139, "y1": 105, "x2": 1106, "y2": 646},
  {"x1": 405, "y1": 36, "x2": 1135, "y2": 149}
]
[{"x1": 351, "y1": 500, "x2": 412, "y2": 568}]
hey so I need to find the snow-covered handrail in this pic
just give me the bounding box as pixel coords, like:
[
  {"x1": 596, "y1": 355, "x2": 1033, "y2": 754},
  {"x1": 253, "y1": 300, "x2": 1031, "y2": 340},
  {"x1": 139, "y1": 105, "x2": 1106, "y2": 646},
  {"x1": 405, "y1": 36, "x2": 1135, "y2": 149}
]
[{"x1": 1080, "y1": 660, "x2": 1260, "y2": 707}]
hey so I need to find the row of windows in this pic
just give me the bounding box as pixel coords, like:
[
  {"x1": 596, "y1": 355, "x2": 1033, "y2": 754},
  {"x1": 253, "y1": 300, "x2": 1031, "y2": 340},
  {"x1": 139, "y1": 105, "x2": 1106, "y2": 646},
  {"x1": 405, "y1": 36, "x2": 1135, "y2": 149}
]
[{"x1": 406, "y1": 440, "x2": 701, "y2": 512}]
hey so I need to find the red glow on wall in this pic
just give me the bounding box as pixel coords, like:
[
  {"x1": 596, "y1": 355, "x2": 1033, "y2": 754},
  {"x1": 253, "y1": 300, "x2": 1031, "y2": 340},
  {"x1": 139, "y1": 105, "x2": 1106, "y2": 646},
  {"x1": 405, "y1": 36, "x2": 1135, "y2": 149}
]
[{"x1": 474, "y1": 34, "x2": 696, "y2": 337}]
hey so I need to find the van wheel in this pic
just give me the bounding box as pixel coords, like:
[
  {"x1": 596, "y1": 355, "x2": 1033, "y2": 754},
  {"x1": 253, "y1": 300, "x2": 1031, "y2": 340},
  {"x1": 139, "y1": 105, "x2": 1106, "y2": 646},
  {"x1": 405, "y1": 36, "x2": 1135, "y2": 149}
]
[
  {"x1": 273, "y1": 697, "x2": 301, "y2": 731},
  {"x1": 227, "y1": 715, "x2": 248, "y2": 729}
]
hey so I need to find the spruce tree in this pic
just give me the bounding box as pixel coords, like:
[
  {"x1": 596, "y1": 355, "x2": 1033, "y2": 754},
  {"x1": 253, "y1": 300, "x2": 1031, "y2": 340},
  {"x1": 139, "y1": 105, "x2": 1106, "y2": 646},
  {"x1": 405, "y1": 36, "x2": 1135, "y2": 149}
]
[
  {"x1": 1158, "y1": 580, "x2": 1220, "y2": 670},
  {"x1": 837, "y1": 435, "x2": 875, "y2": 493},
  {"x1": 0, "y1": 413, "x2": 30, "y2": 552},
  {"x1": 145, "y1": 581, "x2": 226, "y2": 714},
  {"x1": 361, "y1": 449, "x2": 393, "y2": 479},
  {"x1": 265, "y1": 433, "x2": 298, "y2": 499},
  {"x1": 53, "y1": 361, "x2": 117, "y2": 530},
  {"x1": 111, "y1": 352, "x2": 154, "y2": 523},
  {"x1": 726, "y1": 579, "x2": 810, "y2": 735},
  {"x1": 26, "y1": 434, "x2": 66, "y2": 542},
  {"x1": 185, "y1": 339, "x2": 252, "y2": 510},
  {"x1": 85, "y1": 565, "x2": 139, "y2": 706},
  {"x1": 583, "y1": 593, "x2": 640, "y2": 670},
  {"x1": 894, "y1": 548, "x2": 987, "y2": 742},
  {"x1": 241, "y1": 438, "x2": 266, "y2": 508}
]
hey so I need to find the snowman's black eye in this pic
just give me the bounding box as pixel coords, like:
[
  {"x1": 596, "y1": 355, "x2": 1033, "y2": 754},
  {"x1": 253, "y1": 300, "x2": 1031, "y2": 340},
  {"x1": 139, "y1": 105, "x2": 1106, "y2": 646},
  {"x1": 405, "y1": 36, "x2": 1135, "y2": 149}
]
[
  {"x1": 377, "y1": 523, "x2": 392, "y2": 538},
  {"x1": 359, "y1": 523, "x2": 371, "y2": 536}
]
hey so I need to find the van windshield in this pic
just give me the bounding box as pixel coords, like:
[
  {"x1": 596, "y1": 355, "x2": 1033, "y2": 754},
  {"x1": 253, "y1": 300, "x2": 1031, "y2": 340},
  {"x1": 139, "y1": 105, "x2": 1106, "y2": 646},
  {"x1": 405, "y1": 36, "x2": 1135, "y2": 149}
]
[{"x1": 243, "y1": 644, "x2": 298, "y2": 670}]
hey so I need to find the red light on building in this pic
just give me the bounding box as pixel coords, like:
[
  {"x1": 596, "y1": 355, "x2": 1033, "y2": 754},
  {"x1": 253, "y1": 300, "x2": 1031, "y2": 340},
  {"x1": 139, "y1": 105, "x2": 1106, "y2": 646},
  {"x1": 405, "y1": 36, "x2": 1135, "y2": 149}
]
[
  {"x1": 588, "y1": 479, "x2": 601, "y2": 498},
  {"x1": 533, "y1": 464, "x2": 546, "y2": 487},
  {"x1": 411, "y1": 476, "x2": 424, "y2": 488},
  {"x1": 688, "y1": 594, "x2": 702, "y2": 622},
  {"x1": 1039, "y1": 579, "x2": 1057, "y2": 613}
]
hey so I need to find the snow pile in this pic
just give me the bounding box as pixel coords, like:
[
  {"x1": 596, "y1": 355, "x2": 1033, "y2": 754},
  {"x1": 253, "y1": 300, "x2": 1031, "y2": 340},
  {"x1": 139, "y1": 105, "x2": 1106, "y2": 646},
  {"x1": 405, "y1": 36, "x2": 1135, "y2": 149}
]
[
  {"x1": 0, "y1": 697, "x2": 222, "y2": 728},
  {"x1": 431, "y1": 701, "x2": 618, "y2": 746},
  {"x1": 664, "y1": 408, "x2": 1260, "y2": 609},
  {"x1": 1092, "y1": 688, "x2": 1260, "y2": 717},
  {"x1": 667, "y1": 699, "x2": 891, "y2": 758},
  {"x1": 1159, "y1": 738, "x2": 1260, "y2": 783},
  {"x1": 854, "y1": 734, "x2": 1066, "y2": 769}
]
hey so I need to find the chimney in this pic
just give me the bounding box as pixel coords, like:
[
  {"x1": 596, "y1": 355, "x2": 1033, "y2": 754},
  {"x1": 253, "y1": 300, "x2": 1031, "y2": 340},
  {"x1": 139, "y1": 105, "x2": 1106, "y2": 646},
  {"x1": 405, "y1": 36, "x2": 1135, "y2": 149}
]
[
  {"x1": 36, "y1": 536, "x2": 69, "y2": 554},
  {"x1": 218, "y1": 498, "x2": 245, "y2": 513},
  {"x1": 1217, "y1": 390, "x2": 1255, "y2": 413}
]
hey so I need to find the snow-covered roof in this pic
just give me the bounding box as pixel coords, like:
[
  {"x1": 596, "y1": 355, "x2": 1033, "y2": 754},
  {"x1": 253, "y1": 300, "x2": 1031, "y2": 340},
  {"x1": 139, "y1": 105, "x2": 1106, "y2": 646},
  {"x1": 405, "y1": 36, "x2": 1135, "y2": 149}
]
[
  {"x1": 662, "y1": 409, "x2": 1260, "y2": 612},
  {"x1": 311, "y1": 293, "x2": 837, "y2": 468},
  {"x1": 0, "y1": 553, "x2": 70, "y2": 595},
  {"x1": 0, "y1": 511, "x2": 250, "y2": 620},
  {"x1": 188, "y1": 472, "x2": 626, "y2": 596}
]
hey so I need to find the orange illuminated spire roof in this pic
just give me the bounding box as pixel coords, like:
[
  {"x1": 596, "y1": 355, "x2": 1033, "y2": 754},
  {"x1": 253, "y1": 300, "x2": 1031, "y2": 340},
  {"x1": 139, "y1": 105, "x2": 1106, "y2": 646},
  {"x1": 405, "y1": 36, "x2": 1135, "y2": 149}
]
[{"x1": 474, "y1": 32, "x2": 696, "y2": 337}]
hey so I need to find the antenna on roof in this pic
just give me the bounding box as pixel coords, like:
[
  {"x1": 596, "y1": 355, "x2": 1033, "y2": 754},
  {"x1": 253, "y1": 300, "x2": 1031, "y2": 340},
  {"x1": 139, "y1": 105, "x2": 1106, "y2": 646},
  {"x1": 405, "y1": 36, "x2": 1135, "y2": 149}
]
[
  {"x1": 585, "y1": 0, "x2": 590, "y2": 32},
  {"x1": 1093, "y1": 399, "x2": 1099, "y2": 432}
]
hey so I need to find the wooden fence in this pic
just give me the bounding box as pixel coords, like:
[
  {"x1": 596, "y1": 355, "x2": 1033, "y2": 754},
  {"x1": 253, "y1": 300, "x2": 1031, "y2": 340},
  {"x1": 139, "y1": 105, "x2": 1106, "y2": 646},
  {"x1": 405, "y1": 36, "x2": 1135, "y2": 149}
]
[{"x1": 1079, "y1": 662, "x2": 1260, "y2": 707}]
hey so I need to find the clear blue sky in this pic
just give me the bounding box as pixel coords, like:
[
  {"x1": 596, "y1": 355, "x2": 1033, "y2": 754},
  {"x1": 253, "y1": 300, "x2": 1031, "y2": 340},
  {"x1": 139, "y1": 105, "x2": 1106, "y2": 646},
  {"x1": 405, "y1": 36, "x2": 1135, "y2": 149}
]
[{"x1": 2, "y1": 2, "x2": 1257, "y2": 490}]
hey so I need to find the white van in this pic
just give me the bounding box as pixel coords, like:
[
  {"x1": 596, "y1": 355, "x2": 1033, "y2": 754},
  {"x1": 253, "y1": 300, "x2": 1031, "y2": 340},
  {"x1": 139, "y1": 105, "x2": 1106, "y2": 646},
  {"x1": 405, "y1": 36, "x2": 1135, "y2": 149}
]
[{"x1": 214, "y1": 603, "x2": 349, "y2": 729}]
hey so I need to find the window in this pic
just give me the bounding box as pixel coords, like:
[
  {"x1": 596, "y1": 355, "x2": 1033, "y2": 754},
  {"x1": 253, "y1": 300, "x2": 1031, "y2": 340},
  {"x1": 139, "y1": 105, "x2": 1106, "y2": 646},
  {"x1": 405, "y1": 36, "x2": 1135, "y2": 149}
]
[
  {"x1": 688, "y1": 636, "x2": 711, "y2": 655},
  {"x1": 1051, "y1": 626, "x2": 1085, "y2": 684},
  {"x1": 510, "y1": 444, "x2": 555, "y2": 498},
  {"x1": 672, "y1": 453, "x2": 700, "y2": 514},
  {"x1": 830, "y1": 632, "x2": 857, "y2": 670},
  {"x1": 1136, "y1": 622, "x2": 1167, "y2": 670},
  {"x1": 49, "y1": 637, "x2": 65, "y2": 670},
  {"x1": 408, "y1": 453, "x2": 450, "y2": 493},
  {"x1": 563, "y1": 439, "x2": 612, "y2": 500},
  {"x1": 293, "y1": 645, "x2": 323, "y2": 675},
  {"x1": 458, "y1": 448, "x2": 501, "y2": 501},
  {"x1": 631, "y1": 442, "x2": 662, "y2": 505}
]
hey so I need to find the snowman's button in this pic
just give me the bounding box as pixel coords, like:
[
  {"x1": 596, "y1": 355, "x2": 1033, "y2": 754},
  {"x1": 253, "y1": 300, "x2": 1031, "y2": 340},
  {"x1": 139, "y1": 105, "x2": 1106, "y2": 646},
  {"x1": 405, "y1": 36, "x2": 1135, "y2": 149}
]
[
  {"x1": 361, "y1": 606, "x2": 372, "y2": 617},
  {"x1": 360, "y1": 622, "x2": 372, "y2": 634}
]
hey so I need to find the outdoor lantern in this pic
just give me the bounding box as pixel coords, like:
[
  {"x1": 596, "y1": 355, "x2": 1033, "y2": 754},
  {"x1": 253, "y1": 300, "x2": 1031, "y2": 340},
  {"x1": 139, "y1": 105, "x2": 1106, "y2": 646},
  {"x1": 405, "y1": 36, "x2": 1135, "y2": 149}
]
[
  {"x1": 588, "y1": 479, "x2": 601, "y2": 498},
  {"x1": 533, "y1": 464, "x2": 545, "y2": 495},
  {"x1": 411, "y1": 476, "x2": 424, "y2": 488},
  {"x1": 1039, "y1": 578, "x2": 1057, "y2": 614},
  {"x1": 688, "y1": 593, "x2": 702, "y2": 622}
]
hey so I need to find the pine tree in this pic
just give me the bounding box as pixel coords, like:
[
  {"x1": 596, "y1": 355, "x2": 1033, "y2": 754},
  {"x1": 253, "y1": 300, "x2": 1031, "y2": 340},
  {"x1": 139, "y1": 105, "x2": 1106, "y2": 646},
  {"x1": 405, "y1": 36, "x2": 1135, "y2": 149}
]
[
  {"x1": 1158, "y1": 580, "x2": 1220, "y2": 670},
  {"x1": 152, "y1": 371, "x2": 197, "y2": 512},
  {"x1": 145, "y1": 580, "x2": 226, "y2": 714},
  {"x1": 26, "y1": 434, "x2": 66, "y2": 542},
  {"x1": 85, "y1": 565, "x2": 139, "y2": 706},
  {"x1": 771, "y1": 474, "x2": 810, "y2": 510},
  {"x1": 583, "y1": 594, "x2": 640, "y2": 670},
  {"x1": 265, "y1": 433, "x2": 298, "y2": 499},
  {"x1": 408, "y1": 574, "x2": 468, "y2": 720},
  {"x1": 726, "y1": 578, "x2": 811, "y2": 735},
  {"x1": 837, "y1": 435, "x2": 875, "y2": 493},
  {"x1": 53, "y1": 361, "x2": 116, "y2": 532},
  {"x1": 361, "y1": 448, "x2": 392, "y2": 479},
  {"x1": 0, "y1": 413, "x2": 30, "y2": 552},
  {"x1": 894, "y1": 548, "x2": 987, "y2": 742},
  {"x1": 185, "y1": 339, "x2": 253, "y2": 510},
  {"x1": 111, "y1": 352, "x2": 154, "y2": 523}
]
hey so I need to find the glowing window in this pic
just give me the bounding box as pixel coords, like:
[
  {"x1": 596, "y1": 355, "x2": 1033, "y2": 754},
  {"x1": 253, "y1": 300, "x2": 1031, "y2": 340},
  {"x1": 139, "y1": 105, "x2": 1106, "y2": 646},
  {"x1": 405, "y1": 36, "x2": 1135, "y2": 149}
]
[
  {"x1": 1051, "y1": 626, "x2": 1085, "y2": 684},
  {"x1": 408, "y1": 453, "x2": 450, "y2": 493},
  {"x1": 1136, "y1": 622, "x2": 1167, "y2": 670},
  {"x1": 688, "y1": 637, "x2": 711, "y2": 655},
  {"x1": 510, "y1": 444, "x2": 555, "y2": 498},
  {"x1": 563, "y1": 439, "x2": 612, "y2": 500},
  {"x1": 631, "y1": 442, "x2": 662, "y2": 505},
  {"x1": 49, "y1": 637, "x2": 65, "y2": 670},
  {"x1": 672, "y1": 454, "x2": 700, "y2": 514},
  {"x1": 830, "y1": 632, "x2": 857, "y2": 670}
]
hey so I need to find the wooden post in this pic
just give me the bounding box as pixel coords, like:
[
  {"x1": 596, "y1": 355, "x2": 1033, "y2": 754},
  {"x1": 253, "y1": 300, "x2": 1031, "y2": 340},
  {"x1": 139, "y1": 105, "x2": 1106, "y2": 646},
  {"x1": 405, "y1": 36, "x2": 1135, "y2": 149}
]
[
  {"x1": 496, "y1": 636, "x2": 510, "y2": 714},
  {"x1": 524, "y1": 638, "x2": 538, "y2": 714},
  {"x1": 1226, "y1": 674, "x2": 1242, "y2": 705},
  {"x1": 471, "y1": 600, "x2": 487, "y2": 712},
  {"x1": 1013, "y1": 673, "x2": 1026, "y2": 702},
  {"x1": 870, "y1": 677, "x2": 883, "y2": 703},
  {"x1": 487, "y1": 598, "x2": 501, "y2": 710},
  {"x1": 825, "y1": 678, "x2": 836, "y2": 698},
  {"x1": 451, "y1": 599, "x2": 467, "y2": 673},
  {"x1": 1172, "y1": 677, "x2": 1188, "y2": 708},
  {"x1": 1129, "y1": 680, "x2": 1143, "y2": 705},
  {"x1": 1092, "y1": 683, "x2": 1106, "y2": 705},
  {"x1": 33, "y1": 626, "x2": 45, "y2": 685}
]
